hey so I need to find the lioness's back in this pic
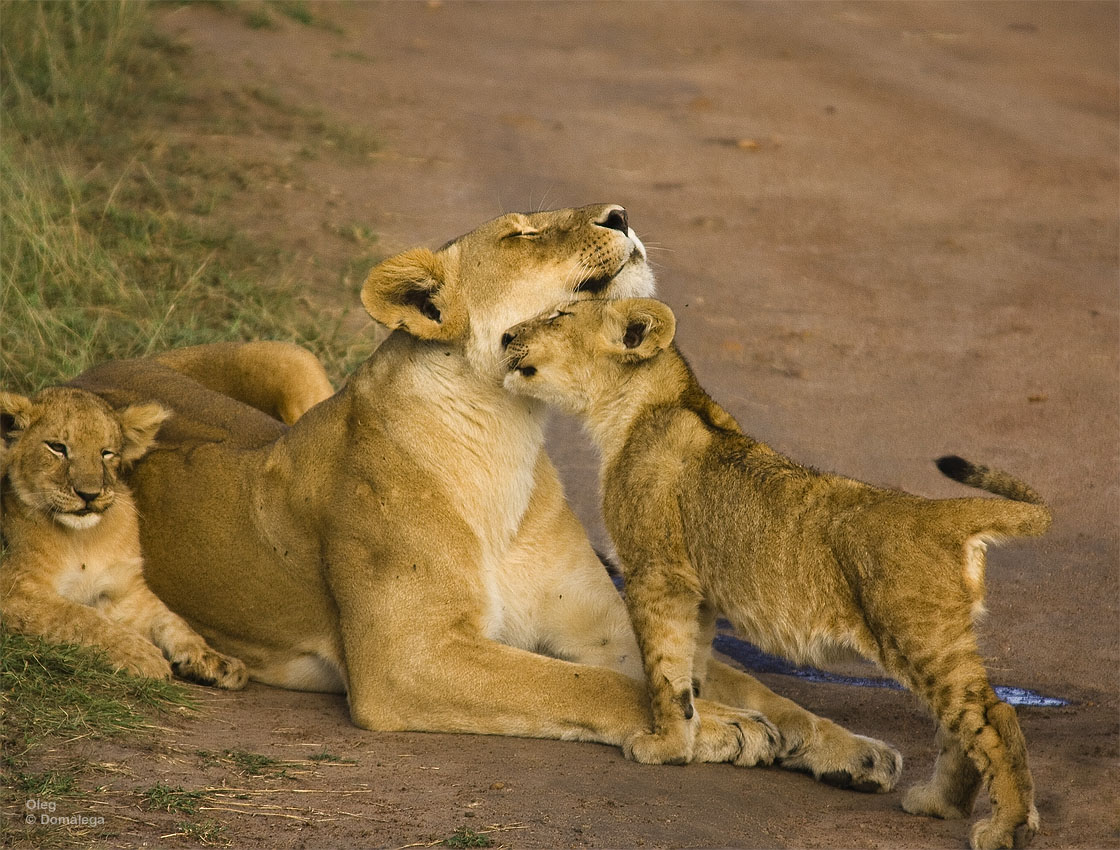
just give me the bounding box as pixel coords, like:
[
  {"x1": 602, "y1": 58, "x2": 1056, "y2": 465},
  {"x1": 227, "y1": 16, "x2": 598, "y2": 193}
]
[{"x1": 71, "y1": 359, "x2": 287, "y2": 450}]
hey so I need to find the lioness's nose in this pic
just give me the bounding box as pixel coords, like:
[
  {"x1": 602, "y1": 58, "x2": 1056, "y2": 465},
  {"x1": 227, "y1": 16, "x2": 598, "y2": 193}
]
[
  {"x1": 500, "y1": 332, "x2": 515, "y2": 349},
  {"x1": 597, "y1": 206, "x2": 629, "y2": 234}
]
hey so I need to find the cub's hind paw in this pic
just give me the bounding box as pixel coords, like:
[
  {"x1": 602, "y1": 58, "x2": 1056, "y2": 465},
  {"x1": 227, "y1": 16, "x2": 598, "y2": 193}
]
[
  {"x1": 969, "y1": 808, "x2": 1039, "y2": 850},
  {"x1": 172, "y1": 648, "x2": 248, "y2": 690},
  {"x1": 902, "y1": 781, "x2": 972, "y2": 820}
]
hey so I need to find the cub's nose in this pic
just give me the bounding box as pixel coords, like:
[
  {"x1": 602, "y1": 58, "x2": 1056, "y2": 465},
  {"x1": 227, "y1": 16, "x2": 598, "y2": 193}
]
[
  {"x1": 74, "y1": 489, "x2": 100, "y2": 505},
  {"x1": 500, "y1": 331, "x2": 515, "y2": 349},
  {"x1": 598, "y1": 206, "x2": 629, "y2": 234}
]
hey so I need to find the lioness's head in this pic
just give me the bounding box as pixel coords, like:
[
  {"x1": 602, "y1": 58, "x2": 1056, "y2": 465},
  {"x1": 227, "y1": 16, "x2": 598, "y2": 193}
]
[
  {"x1": 361, "y1": 204, "x2": 654, "y2": 376},
  {"x1": 0, "y1": 387, "x2": 169, "y2": 530},
  {"x1": 500, "y1": 298, "x2": 676, "y2": 414}
]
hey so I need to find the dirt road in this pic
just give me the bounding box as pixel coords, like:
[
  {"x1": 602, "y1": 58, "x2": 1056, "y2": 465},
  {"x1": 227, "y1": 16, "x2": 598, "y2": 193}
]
[{"x1": 60, "y1": 3, "x2": 1120, "y2": 847}]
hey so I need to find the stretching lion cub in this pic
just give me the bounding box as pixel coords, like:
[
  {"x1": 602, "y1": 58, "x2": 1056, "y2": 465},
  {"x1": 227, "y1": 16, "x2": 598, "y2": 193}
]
[
  {"x1": 502, "y1": 298, "x2": 1051, "y2": 850},
  {"x1": 0, "y1": 387, "x2": 246, "y2": 688}
]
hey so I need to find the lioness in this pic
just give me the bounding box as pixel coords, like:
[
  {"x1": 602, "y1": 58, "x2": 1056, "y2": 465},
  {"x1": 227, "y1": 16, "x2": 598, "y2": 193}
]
[
  {"x1": 70, "y1": 205, "x2": 898, "y2": 788},
  {"x1": 0, "y1": 387, "x2": 247, "y2": 688},
  {"x1": 500, "y1": 297, "x2": 1051, "y2": 850}
]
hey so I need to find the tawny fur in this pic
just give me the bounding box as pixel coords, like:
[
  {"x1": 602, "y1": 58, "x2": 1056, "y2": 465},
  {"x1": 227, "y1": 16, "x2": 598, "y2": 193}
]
[
  {"x1": 0, "y1": 387, "x2": 246, "y2": 689},
  {"x1": 68, "y1": 206, "x2": 899, "y2": 792},
  {"x1": 502, "y1": 297, "x2": 1051, "y2": 850}
]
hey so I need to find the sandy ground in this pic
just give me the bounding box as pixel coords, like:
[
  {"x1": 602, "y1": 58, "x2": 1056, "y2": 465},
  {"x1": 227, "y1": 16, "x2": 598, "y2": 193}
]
[{"x1": 16, "y1": 3, "x2": 1118, "y2": 848}]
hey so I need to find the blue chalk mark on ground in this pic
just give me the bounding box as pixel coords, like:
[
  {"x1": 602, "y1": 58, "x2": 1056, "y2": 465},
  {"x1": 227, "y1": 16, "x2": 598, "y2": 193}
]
[
  {"x1": 605, "y1": 569, "x2": 1069, "y2": 707},
  {"x1": 712, "y1": 634, "x2": 1070, "y2": 708}
]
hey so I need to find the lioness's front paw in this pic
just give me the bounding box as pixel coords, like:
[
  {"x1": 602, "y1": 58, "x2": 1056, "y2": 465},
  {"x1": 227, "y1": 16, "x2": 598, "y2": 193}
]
[
  {"x1": 623, "y1": 727, "x2": 694, "y2": 765},
  {"x1": 691, "y1": 704, "x2": 781, "y2": 766},
  {"x1": 779, "y1": 725, "x2": 902, "y2": 793},
  {"x1": 172, "y1": 648, "x2": 248, "y2": 690}
]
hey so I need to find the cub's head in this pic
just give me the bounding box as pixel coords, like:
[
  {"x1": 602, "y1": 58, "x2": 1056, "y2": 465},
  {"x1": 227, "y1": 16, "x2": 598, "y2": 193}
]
[
  {"x1": 360, "y1": 204, "x2": 655, "y2": 376},
  {"x1": 0, "y1": 387, "x2": 169, "y2": 530},
  {"x1": 500, "y1": 298, "x2": 676, "y2": 414}
]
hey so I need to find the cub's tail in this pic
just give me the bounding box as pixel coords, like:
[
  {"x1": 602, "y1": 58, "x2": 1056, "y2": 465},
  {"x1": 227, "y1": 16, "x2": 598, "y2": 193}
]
[
  {"x1": 934, "y1": 455, "x2": 1052, "y2": 538},
  {"x1": 936, "y1": 455, "x2": 1045, "y2": 505}
]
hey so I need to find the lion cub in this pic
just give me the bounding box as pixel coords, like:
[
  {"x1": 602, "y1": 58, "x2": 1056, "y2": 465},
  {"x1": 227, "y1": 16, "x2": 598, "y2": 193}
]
[
  {"x1": 1, "y1": 387, "x2": 246, "y2": 689},
  {"x1": 502, "y1": 298, "x2": 1050, "y2": 850}
]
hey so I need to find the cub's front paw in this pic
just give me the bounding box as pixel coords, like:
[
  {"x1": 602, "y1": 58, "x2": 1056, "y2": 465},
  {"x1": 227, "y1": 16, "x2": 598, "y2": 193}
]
[
  {"x1": 112, "y1": 639, "x2": 173, "y2": 680},
  {"x1": 623, "y1": 724, "x2": 694, "y2": 765},
  {"x1": 172, "y1": 648, "x2": 248, "y2": 690}
]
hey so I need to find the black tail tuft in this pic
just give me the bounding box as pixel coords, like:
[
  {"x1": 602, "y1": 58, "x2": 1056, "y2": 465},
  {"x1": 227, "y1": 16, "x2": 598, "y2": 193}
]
[
  {"x1": 936, "y1": 454, "x2": 973, "y2": 483},
  {"x1": 935, "y1": 454, "x2": 1047, "y2": 508}
]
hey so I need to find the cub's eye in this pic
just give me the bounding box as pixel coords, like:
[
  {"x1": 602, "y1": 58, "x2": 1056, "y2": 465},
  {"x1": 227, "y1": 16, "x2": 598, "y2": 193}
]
[
  {"x1": 101, "y1": 449, "x2": 116, "y2": 461},
  {"x1": 546, "y1": 309, "x2": 572, "y2": 322},
  {"x1": 45, "y1": 441, "x2": 68, "y2": 458}
]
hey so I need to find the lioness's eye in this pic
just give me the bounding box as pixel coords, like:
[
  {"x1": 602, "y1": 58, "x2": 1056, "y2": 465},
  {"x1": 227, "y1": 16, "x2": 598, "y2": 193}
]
[
  {"x1": 502, "y1": 230, "x2": 540, "y2": 240},
  {"x1": 101, "y1": 450, "x2": 116, "y2": 461},
  {"x1": 45, "y1": 441, "x2": 68, "y2": 458}
]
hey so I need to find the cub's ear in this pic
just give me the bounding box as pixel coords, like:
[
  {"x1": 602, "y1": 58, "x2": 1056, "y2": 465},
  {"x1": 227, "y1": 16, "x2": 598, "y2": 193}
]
[
  {"x1": 0, "y1": 391, "x2": 34, "y2": 442},
  {"x1": 361, "y1": 247, "x2": 464, "y2": 341},
  {"x1": 117, "y1": 402, "x2": 171, "y2": 465},
  {"x1": 609, "y1": 298, "x2": 676, "y2": 361},
  {"x1": 1, "y1": 393, "x2": 33, "y2": 473}
]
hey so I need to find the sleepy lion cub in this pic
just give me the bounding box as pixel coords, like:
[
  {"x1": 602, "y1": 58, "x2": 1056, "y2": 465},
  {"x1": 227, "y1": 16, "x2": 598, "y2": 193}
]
[
  {"x1": 0, "y1": 387, "x2": 246, "y2": 688},
  {"x1": 501, "y1": 298, "x2": 1051, "y2": 850}
]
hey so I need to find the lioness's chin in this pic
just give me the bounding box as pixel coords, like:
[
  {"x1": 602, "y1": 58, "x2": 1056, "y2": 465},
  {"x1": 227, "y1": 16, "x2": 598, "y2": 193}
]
[
  {"x1": 55, "y1": 512, "x2": 103, "y2": 530},
  {"x1": 502, "y1": 376, "x2": 580, "y2": 414},
  {"x1": 607, "y1": 252, "x2": 656, "y2": 300}
]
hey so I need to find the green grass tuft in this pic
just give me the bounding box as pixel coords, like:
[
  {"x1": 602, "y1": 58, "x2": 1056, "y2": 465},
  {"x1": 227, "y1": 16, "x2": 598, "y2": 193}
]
[
  {"x1": 196, "y1": 748, "x2": 291, "y2": 777},
  {"x1": 172, "y1": 818, "x2": 229, "y2": 846},
  {"x1": 274, "y1": 1, "x2": 313, "y2": 26},
  {"x1": 9, "y1": 768, "x2": 79, "y2": 797},
  {"x1": 307, "y1": 750, "x2": 357, "y2": 764},
  {"x1": 0, "y1": 629, "x2": 194, "y2": 769},
  {"x1": 441, "y1": 826, "x2": 495, "y2": 848},
  {"x1": 141, "y1": 781, "x2": 208, "y2": 815}
]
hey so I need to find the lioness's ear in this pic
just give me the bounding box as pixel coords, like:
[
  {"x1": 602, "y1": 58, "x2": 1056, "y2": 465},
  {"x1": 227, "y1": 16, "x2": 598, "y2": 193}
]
[
  {"x1": 361, "y1": 248, "x2": 463, "y2": 341},
  {"x1": 610, "y1": 299, "x2": 676, "y2": 361},
  {"x1": 118, "y1": 402, "x2": 171, "y2": 464}
]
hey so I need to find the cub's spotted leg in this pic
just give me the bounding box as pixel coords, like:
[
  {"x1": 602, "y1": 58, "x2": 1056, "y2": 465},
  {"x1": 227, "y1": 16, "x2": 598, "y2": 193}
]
[
  {"x1": 919, "y1": 681, "x2": 1036, "y2": 850},
  {"x1": 883, "y1": 604, "x2": 1036, "y2": 850},
  {"x1": 620, "y1": 561, "x2": 704, "y2": 764},
  {"x1": 619, "y1": 564, "x2": 780, "y2": 768},
  {"x1": 702, "y1": 659, "x2": 903, "y2": 792}
]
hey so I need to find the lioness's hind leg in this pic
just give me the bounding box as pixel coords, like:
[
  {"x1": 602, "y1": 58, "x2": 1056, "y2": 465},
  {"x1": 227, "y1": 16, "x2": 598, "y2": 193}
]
[
  {"x1": 703, "y1": 659, "x2": 903, "y2": 792},
  {"x1": 154, "y1": 341, "x2": 333, "y2": 424}
]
